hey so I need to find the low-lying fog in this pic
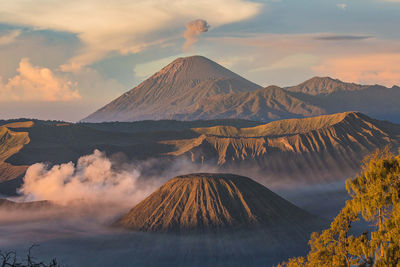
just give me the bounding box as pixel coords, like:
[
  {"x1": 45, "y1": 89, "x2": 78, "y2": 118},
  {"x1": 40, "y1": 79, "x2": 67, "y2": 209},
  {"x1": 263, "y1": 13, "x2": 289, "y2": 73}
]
[{"x1": 0, "y1": 150, "x2": 350, "y2": 266}]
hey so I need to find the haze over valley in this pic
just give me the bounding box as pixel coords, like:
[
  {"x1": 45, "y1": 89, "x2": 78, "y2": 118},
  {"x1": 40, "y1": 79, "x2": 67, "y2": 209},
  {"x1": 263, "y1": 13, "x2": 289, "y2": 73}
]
[{"x1": 1, "y1": 1, "x2": 400, "y2": 266}]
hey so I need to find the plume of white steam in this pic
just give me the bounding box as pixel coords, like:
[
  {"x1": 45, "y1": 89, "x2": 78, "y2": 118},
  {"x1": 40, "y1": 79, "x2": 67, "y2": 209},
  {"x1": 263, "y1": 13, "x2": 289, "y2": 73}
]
[
  {"x1": 183, "y1": 19, "x2": 210, "y2": 51},
  {"x1": 18, "y1": 150, "x2": 155, "y2": 206}
]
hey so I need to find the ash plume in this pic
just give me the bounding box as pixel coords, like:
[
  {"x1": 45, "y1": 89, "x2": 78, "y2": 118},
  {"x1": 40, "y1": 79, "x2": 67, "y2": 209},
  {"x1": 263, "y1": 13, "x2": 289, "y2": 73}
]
[{"x1": 183, "y1": 19, "x2": 210, "y2": 51}]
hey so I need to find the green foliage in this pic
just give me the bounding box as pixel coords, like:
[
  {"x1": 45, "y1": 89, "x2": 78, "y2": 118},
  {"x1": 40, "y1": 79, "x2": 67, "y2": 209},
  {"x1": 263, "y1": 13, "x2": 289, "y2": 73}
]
[{"x1": 278, "y1": 147, "x2": 400, "y2": 267}]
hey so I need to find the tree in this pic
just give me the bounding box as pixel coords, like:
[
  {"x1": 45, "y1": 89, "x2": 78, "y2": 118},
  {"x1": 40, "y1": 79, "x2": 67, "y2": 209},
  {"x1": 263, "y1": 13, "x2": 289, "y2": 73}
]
[
  {"x1": 0, "y1": 245, "x2": 60, "y2": 267},
  {"x1": 278, "y1": 147, "x2": 400, "y2": 267}
]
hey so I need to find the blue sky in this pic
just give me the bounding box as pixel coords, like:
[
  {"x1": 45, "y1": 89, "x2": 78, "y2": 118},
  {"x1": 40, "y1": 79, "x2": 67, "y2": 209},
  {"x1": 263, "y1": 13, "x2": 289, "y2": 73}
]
[{"x1": 0, "y1": 0, "x2": 399, "y2": 121}]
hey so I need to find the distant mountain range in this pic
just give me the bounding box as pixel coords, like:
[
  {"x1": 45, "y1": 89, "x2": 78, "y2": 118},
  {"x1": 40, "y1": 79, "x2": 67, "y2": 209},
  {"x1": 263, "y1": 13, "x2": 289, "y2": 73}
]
[
  {"x1": 2, "y1": 112, "x2": 400, "y2": 195},
  {"x1": 82, "y1": 55, "x2": 400, "y2": 123}
]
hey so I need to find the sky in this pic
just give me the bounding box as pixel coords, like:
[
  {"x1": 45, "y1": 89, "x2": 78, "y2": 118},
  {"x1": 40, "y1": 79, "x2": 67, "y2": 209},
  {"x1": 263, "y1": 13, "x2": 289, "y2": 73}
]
[{"x1": 0, "y1": 0, "x2": 399, "y2": 122}]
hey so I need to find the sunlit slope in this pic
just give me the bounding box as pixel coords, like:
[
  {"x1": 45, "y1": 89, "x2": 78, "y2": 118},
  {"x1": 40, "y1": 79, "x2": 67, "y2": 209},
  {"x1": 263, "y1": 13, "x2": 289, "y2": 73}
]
[
  {"x1": 165, "y1": 112, "x2": 400, "y2": 181},
  {"x1": 116, "y1": 173, "x2": 319, "y2": 232},
  {"x1": 1, "y1": 112, "x2": 400, "y2": 188},
  {"x1": 0, "y1": 122, "x2": 32, "y2": 162},
  {"x1": 82, "y1": 56, "x2": 400, "y2": 123},
  {"x1": 192, "y1": 112, "x2": 350, "y2": 137},
  {"x1": 82, "y1": 56, "x2": 261, "y2": 122},
  {"x1": 0, "y1": 122, "x2": 32, "y2": 182}
]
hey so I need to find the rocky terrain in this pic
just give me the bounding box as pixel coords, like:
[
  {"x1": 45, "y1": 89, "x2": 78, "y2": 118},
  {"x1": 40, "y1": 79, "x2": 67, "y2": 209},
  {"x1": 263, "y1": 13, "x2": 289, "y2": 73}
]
[
  {"x1": 116, "y1": 173, "x2": 320, "y2": 232},
  {"x1": 1, "y1": 112, "x2": 399, "y2": 195}
]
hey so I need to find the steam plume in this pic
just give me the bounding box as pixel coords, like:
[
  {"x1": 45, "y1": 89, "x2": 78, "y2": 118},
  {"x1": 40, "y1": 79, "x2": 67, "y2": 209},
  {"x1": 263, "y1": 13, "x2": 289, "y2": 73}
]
[
  {"x1": 18, "y1": 150, "x2": 156, "y2": 206},
  {"x1": 183, "y1": 19, "x2": 210, "y2": 51}
]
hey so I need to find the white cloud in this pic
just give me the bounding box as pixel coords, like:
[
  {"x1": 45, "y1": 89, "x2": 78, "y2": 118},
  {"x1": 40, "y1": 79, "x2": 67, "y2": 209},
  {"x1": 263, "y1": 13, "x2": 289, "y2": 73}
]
[
  {"x1": 0, "y1": 0, "x2": 262, "y2": 71},
  {"x1": 0, "y1": 58, "x2": 81, "y2": 102}
]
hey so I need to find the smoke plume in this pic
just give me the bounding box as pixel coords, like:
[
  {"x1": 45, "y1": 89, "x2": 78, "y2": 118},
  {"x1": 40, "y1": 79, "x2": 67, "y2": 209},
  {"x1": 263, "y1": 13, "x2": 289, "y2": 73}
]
[
  {"x1": 183, "y1": 19, "x2": 210, "y2": 51},
  {"x1": 18, "y1": 150, "x2": 157, "y2": 206}
]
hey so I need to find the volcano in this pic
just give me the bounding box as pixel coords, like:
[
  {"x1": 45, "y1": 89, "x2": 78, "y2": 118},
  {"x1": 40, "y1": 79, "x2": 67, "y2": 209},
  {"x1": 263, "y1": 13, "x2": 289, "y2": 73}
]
[
  {"x1": 115, "y1": 173, "x2": 320, "y2": 232},
  {"x1": 82, "y1": 56, "x2": 261, "y2": 122}
]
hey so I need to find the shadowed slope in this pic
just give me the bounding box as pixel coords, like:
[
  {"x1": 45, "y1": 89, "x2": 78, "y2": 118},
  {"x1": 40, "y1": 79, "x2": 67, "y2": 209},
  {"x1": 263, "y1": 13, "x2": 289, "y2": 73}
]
[
  {"x1": 286, "y1": 77, "x2": 400, "y2": 123},
  {"x1": 116, "y1": 173, "x2": 317, "y2": 232}
]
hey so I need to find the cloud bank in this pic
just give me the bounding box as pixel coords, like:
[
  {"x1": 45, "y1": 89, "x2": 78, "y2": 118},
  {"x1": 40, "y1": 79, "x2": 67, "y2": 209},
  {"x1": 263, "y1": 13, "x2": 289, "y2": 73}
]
[
  {"x1": 183, "y1": 19, "x2": 210, "y2": 51},
  {"x1": 0, "y1": 58, "x2": 81, "y2": 102},
  {"x1": 0, "y1": 0, "x2": 262, "y2": 71}
]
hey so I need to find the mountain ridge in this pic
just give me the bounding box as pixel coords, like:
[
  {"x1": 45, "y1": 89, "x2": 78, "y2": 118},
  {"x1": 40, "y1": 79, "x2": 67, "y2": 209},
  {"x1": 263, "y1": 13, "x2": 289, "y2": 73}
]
[
  {"x1": 1, "y1": 112, "x2": 400, "y2": 195},
  {"x1": 81, "y1": 55, "x2": 400, "y2": 123},
  {"x1": 162, "y1": 112, "x2": 400, "y2": 181},
  {"x1": 286, "y1": 76, "x2": 367, "y2": 95}
]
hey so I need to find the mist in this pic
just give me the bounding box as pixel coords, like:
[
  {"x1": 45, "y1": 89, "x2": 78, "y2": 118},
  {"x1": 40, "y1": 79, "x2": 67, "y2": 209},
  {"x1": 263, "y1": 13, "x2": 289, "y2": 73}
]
[{"x1": 0, "y1": 150, "x2": 349, "y2": 266}]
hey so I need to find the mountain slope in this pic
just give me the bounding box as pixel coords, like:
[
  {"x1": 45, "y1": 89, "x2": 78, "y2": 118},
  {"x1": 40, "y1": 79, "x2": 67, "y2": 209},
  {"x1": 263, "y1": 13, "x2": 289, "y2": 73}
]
[
  {"x1": 1, "y1": 112, "x2": 400, "y2": 194},
  {"x1": 82, "y1": 56, "x2": 400, "y2": 123},
  {"x1": 172, "y1": 86, "x2": 325, "y2": 121},
  {"x1": 286, "y1": 77, "x2": 400, "y2": 123},
  {"x1": 82, "y1": 56, "x2": 261, "y2": 122},
  {"x1": 115, "y1": 173, "x2": 320, "y2": 232},
  {"x1": 286, "y1": 76, "x2": 366, "y2": 95},
  {"x1": 0, "y1": 122, "x2": 32, "y2": 182},
  {"x1": 163, "y1": 112, "x2": 400, "y2": 182}
]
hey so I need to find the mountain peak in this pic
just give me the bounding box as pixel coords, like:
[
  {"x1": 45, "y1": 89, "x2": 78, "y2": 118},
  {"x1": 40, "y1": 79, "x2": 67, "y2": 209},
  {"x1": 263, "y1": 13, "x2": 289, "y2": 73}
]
[
  {"x1": 287, "y1": 76, "x2": 365, "y2": 95},
  {"x1": 152, "y1": 55, "x2": 249, "y2": 82},
  {"x1": 172, "y1": 55, "x2": 210, "y2": 64},
  {"x1": 115, "y1": 173, "x2": 315, "y2": 232},
  {"x1": 308, "y1": 76, "x2": 339, "y2": 82},
  {"x1": 82, "y1": 56, "x2": 261, "y2": 122}
]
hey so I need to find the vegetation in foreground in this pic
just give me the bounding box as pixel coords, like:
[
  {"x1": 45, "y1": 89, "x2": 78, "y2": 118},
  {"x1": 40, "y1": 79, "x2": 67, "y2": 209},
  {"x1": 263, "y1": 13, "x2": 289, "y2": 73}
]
[
  {"x1": 0, "y1": 245, "x2": 60, "y2": 267},
  {"x1": 279, "y1": 147, "x2": 400, "y2": 266}
]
